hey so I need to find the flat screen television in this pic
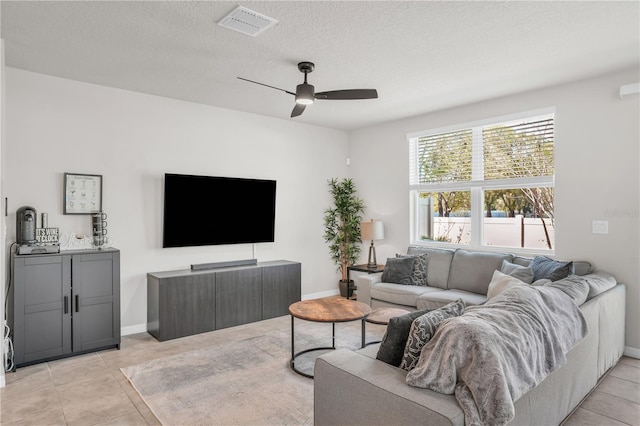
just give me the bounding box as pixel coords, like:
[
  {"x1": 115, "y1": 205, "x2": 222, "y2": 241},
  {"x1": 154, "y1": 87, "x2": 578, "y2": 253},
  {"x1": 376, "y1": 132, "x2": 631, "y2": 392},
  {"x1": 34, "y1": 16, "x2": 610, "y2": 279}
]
[{"x1": 163, "y1": 173, "x2": 276, "y2": 248}]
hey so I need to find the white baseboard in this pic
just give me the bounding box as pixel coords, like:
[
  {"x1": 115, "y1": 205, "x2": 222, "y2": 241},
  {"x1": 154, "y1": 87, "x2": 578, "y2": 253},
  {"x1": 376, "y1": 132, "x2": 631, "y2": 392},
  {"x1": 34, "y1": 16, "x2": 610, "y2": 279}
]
[
  {"x1": 121, "y1": 323, "x2": 147, "y2": 336},
  {"x1": 0, "y1": 373, "x2": 5, "y2": 388},
  {"x1": 302, "y1": 289, "x2": 340, "y2": 300},
  {"x1": 624, "y1": 346, "x2": 640, "y2": 359}
]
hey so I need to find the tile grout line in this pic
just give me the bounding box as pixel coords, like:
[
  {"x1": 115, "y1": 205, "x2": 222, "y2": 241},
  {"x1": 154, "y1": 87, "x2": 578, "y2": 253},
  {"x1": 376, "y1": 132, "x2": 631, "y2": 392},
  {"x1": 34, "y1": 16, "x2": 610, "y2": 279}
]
[
  {"x1": 112, "y1": 369, "x2": 158, "y2": 425},
  {"x1": 578, "y1": 405, "x2": 635, "y2": 426},
  {"x1": 48, "y1": 362, "x2": 70, "y2": 425},
  {"x1": 595, "y1": 387, "x2": 640, "y2": 406}
]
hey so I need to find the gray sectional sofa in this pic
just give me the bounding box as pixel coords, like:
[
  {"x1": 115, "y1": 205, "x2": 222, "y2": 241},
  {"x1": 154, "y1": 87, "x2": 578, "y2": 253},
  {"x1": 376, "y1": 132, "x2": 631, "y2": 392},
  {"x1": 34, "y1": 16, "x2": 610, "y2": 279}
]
[
  {"x1": 314, "y1": 246, "x2": 626, "y2": 426},
  {"x1": 357, "y1": 246, "x2": 594, "y2": 311}
]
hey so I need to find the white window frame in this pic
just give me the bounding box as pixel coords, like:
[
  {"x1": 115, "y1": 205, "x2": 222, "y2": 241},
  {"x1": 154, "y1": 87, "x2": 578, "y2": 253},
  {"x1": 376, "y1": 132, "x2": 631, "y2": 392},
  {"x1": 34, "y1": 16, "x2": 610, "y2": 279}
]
[{"x1": 408, "y1": 107, "x2": 556, "y2": 254}]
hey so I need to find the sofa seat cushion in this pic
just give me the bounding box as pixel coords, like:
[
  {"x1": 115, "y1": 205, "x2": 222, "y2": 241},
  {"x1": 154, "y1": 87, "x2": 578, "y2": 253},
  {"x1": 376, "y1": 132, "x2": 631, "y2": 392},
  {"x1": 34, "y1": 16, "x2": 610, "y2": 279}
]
[
  {"x1": 447, "y1": 250, "x2": 513, "y2": 294},
  {"x1": 371, "y1": 283, "x2": 441, "y2": 308},
  {"x1": 416, "y1": 289, "x2": 487, "y2": 310}
]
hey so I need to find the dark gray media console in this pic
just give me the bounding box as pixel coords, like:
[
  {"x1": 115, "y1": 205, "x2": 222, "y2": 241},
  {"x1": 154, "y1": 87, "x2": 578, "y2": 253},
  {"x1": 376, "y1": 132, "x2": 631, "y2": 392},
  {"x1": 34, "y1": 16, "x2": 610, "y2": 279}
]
[{"x1": 146, "y1": 260, "x2": 301, "y2": 341}]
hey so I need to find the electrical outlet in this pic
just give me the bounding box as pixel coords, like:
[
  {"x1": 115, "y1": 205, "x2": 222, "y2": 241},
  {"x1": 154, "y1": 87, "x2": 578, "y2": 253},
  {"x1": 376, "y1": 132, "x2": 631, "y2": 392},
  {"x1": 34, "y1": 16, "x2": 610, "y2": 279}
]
[{"x1": 592, "y1": 220, "x2": 609, "y2": 234}]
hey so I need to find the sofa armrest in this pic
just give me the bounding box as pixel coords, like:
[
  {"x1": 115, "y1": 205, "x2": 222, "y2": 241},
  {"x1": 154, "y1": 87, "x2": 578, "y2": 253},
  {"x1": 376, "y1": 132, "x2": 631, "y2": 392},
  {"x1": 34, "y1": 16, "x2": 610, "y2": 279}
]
[
  {"x1": 355, "y1": 273, "x2": 382, "y2": 306},
  {"x1": 314, "y1": 349, "x2": 464, "y2": 426}
]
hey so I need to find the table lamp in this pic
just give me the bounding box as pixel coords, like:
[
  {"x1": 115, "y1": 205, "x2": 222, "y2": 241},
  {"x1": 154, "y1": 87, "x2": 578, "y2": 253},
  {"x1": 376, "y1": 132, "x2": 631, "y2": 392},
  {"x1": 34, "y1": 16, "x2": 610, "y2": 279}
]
[{"x1": 361, "y1": 219, "x2": 384, "y2": 268}]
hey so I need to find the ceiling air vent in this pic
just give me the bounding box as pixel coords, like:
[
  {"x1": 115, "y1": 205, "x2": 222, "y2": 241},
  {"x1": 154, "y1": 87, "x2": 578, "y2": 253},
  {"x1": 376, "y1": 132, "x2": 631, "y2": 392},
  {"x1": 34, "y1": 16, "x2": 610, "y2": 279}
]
[{"x1": 218, "y1": 6, "x2": 278, "y2": 37}]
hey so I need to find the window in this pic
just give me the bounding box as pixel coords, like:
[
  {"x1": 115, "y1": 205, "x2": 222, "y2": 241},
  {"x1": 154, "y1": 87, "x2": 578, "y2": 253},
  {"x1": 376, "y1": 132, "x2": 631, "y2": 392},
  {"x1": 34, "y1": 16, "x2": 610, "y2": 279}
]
[{"x1": 409, "y1": 109, "x2": 555, "y2": 251}]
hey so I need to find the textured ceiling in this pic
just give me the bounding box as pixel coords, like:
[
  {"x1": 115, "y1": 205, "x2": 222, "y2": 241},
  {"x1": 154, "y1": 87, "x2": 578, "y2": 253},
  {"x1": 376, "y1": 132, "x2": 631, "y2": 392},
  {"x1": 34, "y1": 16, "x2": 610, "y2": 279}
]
[{"x1": 2, "y1": 1, "x2": 639, "y2": 130}]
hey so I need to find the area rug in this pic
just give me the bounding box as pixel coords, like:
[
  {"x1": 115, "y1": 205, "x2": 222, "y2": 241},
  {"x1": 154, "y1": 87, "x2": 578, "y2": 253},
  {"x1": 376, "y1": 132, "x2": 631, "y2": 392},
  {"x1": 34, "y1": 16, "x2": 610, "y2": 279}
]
[{"x1": 121, "y1": 320, "x2": 384, "y2": 425}]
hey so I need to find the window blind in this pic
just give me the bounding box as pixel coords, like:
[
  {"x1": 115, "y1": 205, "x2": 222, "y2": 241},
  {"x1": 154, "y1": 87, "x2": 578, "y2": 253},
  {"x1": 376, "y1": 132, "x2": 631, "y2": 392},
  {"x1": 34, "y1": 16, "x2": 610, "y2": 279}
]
[
  {"x1": 482, "y1": 116, "x2": 554, "y2": 180},
  {"x1": 416, "y1": 129, "x2": 473, "y2": 184},
  {"x1": 413, "y1": 114, "x2": 554, "y2": 187}
]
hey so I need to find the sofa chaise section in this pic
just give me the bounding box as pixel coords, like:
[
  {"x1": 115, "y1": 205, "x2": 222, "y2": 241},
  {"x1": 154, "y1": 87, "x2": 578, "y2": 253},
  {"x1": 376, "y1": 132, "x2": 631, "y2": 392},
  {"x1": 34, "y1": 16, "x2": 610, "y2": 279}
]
[{"x1": 314, "y1": 283, "x2": 626, "y2": 426}]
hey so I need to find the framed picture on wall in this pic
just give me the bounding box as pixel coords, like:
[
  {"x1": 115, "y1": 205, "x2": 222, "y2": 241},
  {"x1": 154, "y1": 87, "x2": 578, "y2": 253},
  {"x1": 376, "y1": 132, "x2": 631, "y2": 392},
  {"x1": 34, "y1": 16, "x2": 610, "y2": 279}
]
[{"x1": 64, "y1": 173, "x2": 102, "y2": 214}]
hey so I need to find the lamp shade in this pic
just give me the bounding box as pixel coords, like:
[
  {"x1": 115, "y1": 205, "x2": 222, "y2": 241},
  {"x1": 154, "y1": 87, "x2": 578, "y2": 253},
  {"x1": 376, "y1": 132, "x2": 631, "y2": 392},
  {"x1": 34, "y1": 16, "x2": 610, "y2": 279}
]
[{"x1": 361, "y1": 220, "x2": 384, "y2": 241}]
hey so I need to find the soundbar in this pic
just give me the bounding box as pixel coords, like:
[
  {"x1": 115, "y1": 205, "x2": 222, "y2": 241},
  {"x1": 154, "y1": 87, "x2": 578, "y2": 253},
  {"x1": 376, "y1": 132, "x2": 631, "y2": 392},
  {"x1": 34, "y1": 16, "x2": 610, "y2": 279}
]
[{"x1": 191, "y1": 259, "x2": 258, "y2": 271}]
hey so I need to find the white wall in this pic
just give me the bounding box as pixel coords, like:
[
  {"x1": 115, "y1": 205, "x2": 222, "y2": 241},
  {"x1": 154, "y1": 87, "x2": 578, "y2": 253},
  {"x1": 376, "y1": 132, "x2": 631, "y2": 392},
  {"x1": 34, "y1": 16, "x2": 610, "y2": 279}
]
[
  {"x1": 5, "y1": 68, "x2": 349, "y2": 331},
  {"x1": 349, "y1": 66, "x2": 640, "y2": 354},
  {"x1": 1, "y1": 39, "x2": 6, "y2": 387}
]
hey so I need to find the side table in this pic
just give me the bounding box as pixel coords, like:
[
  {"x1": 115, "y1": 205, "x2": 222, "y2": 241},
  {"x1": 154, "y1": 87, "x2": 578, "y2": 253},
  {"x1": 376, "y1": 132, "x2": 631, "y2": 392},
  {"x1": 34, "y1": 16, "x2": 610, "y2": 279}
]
[
  {"x1": 289, "y1": 298, "x2": 371, "y2": 378},
  {"x1": 346, "y1": 264, "x2": 385, "y2": 299}
]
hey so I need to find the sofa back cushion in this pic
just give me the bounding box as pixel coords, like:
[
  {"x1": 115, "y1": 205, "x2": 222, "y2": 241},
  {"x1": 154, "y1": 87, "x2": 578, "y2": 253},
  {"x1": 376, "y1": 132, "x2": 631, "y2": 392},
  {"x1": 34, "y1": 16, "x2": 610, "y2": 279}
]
[
  {"x1": 447, "y1": 249, "x2": 513, "y2": 295},
  {"x1": 406, "y1": 247, "x2": 454, "y2": 289}
]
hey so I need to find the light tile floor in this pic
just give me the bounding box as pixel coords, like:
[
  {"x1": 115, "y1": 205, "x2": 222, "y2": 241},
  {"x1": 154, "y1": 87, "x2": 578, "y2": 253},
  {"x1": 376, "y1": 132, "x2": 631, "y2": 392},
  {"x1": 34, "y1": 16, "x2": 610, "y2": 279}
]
[{"x1": 1, "y1": 314, "x2": 638, "y2": 425}]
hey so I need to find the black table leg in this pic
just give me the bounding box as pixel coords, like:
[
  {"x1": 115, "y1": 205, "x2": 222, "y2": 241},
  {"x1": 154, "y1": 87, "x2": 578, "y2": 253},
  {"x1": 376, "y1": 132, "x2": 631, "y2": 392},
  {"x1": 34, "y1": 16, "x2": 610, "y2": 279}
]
[{"x1": 290, "y1": 317, "x2": 336, "y2": 379}]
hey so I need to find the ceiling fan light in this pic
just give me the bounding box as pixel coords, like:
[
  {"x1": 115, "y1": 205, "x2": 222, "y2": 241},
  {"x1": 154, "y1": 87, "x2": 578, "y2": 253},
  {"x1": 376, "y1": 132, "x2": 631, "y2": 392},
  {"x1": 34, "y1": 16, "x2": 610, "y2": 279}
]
[
  {"x1": 296, "y1": 97, "x2": 314, "y2": 105},
  {"x1": 296, "y1": 83, "x2": 315, "y2": 105}
]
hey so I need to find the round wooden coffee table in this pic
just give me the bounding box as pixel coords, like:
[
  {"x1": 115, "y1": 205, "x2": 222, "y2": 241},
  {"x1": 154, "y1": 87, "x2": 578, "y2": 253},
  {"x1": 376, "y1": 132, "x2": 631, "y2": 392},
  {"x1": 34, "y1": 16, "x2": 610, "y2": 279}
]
[{"x1": 289, "y1": 297, "x2": 371, "y2": 378}]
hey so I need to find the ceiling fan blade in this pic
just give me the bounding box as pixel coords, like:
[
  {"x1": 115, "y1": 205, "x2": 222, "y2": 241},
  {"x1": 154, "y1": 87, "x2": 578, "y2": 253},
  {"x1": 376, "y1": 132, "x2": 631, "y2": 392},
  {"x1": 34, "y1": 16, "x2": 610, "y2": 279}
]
[
  {"x1": 314, "y1": 89, "x2": 378, "y2": 100},
  {"x1": 237, "y1": 77, "x2": 295, "y2": 96},
  {"x1": 291, "y1": 103, "x2": 306, "y2": 118}
]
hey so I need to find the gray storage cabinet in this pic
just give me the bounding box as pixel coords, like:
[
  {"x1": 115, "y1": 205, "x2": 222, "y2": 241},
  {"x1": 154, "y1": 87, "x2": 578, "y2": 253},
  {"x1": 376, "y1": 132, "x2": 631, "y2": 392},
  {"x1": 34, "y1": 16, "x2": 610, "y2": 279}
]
[
  {"x1": 9, "y1": 249, "x2": 120, "y2": 367},
  {"x1": 147, "y1": 260, "x2": 301, "y2": 341}
]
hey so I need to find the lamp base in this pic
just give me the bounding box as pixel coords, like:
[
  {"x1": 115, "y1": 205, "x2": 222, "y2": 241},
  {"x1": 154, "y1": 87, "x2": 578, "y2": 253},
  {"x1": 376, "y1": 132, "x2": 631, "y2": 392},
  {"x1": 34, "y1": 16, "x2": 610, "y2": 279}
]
[{"x1": 367, "y1": 242, "x2": 377, "y2": 268}]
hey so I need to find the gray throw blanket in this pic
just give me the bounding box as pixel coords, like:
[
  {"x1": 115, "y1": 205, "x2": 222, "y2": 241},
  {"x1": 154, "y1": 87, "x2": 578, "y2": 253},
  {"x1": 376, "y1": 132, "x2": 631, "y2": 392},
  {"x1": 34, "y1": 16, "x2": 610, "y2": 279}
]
[{"x1": 405, "y1": 284, "x2": 588, "y2": 426}]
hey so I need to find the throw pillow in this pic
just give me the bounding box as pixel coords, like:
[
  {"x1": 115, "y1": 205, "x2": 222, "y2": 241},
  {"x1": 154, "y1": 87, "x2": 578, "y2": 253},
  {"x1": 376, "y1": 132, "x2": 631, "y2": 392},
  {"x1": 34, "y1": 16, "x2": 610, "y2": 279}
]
[
  {"x1": 376, "y1": 308, "x2": 432, "y2": 367},
  {"x1": 500, "y1": 260, "x2": 534, "y2": 284},
  {"x1": 530, "y1": 256, "x2": 573, "y2": 282},
  {"x1": 396, "y1": 253, "x2": 429, "y2": 286},
  {"x1": 486, "y1": 270, "x2": 527, "y2": 300},
  {"x1": 545, "y1": 275, "x2": 590, "y2": 306},
  {"x1": 583, "y1": 271, "x2": 617, "y2": 299},
  {"x1": 381, "y1": 257, "x2": 414, "y2": 285},
  {"x1": 399, "y1": 299, "x2": 466, "y2": 371}
]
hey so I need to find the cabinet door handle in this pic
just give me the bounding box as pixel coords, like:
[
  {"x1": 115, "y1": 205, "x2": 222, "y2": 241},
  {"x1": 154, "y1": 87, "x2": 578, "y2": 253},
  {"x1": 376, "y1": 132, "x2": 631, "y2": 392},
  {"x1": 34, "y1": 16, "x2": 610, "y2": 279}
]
[
  {"x1": 75, "y1": 295, "x2": 79, "y2": 312},
  {"x1": 64, "y1": 296, "x2": 69, "y2": 314}
]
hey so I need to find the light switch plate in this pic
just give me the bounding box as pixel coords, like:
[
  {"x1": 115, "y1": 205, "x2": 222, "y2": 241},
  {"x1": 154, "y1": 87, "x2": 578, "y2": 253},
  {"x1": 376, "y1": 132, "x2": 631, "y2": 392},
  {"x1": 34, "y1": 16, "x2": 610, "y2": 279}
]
[{"x1": 592, "y1": 220, "x2": 609, "y2": 234}]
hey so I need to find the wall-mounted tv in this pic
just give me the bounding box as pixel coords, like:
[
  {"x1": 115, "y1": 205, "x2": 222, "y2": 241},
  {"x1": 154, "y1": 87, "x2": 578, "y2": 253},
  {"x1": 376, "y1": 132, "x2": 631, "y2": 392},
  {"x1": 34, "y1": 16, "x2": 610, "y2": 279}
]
[{"x1": 163, "y1": 173, "x2": 276, "y2": 248}]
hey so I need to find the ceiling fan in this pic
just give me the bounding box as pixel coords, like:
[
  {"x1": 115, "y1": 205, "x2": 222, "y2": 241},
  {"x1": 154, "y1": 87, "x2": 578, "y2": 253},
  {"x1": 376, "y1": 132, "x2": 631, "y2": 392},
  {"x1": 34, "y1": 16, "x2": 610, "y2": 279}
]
[{"x1": 238, "y1": 61, "x2": 378, "y2": 118}]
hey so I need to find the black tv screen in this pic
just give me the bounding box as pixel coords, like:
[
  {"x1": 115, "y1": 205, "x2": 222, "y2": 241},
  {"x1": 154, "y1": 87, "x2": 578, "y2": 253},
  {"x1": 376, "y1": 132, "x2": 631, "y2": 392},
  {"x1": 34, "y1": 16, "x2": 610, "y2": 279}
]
[{"x1": 163, "y1": 173, "x2": 276, "y2": 248}]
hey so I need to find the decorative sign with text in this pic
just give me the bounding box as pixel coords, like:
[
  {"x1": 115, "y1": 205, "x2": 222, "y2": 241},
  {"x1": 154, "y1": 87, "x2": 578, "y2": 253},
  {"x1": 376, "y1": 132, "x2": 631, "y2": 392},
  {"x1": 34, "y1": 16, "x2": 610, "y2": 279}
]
[{"x1": 36, "y1": 228, "x2": 60, "y2": 245}]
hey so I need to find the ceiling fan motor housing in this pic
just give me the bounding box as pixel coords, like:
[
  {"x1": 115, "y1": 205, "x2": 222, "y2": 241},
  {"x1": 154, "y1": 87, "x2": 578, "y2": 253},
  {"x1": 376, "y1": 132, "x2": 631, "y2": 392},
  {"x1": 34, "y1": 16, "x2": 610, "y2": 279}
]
[{"x1": 296, "y1": 83, "x2": 315, "y2": 105}]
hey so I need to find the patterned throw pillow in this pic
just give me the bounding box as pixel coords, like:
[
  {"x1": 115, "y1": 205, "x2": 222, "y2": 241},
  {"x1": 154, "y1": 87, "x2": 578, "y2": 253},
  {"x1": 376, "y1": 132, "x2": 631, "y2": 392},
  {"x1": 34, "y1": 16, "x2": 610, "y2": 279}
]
[
  {"x1": 396, "y1": 253, "x2": 429, "y2": 286},
  {"x1": 399, "y1": 299, "x2": 466, "y2": 371},
  {"x1": 376, "y1": 308, "x2": 433, "y2": 367}
]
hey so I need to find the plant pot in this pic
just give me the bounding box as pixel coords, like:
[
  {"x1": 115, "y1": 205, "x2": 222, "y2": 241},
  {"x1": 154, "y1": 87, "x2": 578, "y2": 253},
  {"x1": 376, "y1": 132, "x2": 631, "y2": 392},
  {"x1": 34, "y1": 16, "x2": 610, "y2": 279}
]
[{"x1": 339, "y1": 279, "x2": 354, "y2": 298}]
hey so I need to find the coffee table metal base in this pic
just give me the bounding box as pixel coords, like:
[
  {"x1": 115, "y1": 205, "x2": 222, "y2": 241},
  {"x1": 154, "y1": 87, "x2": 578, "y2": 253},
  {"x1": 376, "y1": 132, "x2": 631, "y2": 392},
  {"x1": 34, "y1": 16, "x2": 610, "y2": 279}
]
[{"x1": 290, "y1": 316, "x2": 366, "y2": 378}]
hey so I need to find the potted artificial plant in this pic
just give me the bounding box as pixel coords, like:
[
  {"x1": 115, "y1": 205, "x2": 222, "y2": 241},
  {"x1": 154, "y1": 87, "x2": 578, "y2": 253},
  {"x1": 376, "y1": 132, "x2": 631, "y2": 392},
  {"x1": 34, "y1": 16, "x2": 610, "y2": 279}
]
[{"x1": 323, "y1": 178, "x2": 366, "y2": 297}]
